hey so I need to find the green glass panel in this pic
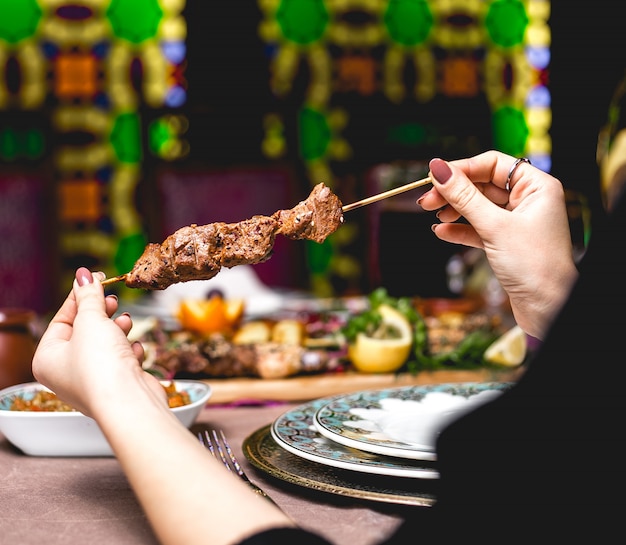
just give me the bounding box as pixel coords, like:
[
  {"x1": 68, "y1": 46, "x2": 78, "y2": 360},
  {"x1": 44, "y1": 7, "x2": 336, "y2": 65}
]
[
  {"x1": 25, "y1": 129, "x2": 44, "y2": 159},
  {"x1": 0, "y1": 0, "x2": 42, "y2": 44},
  {"x1": 114, "y1": 232, "x2": 147, "y2": 276},
  {"x1": 384, "y1": 0, "x2": 434, "y2": 47},
  {"x1": 0, "y1": 128, "x2": 18, "y2": 160},
  {"x1": 299, "y1": 107, "x2": 331, "y2": 160},
  {"x1": 110, "y1": 113, "x2": 142, "y2": 163},
  {"x1": 276, "y1": 0, "x2": 329, "y2": 45},
  {"x1": 306, "y1": 238, "x2": 333, "y2": 274},
  {"x1": 492, "y1": 106, "x2": 528, "y2": 157},
  {"x1": 485, "y1": 0, "x2": 529, "y2": 48},
  {"x1": 106, "y1": 0, "x2": 163, "y2": 44},
  {"x1": 388, "y1": 123, "x2": 428, "y2": 145},
  {"x1": 148, "y1": 119, "x2": 172, "y2": 155}
]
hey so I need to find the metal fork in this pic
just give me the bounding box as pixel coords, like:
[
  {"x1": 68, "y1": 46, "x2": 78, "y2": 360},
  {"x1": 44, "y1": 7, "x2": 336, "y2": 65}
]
[{"x1": 198, "y1": 428, "x2": 281, "y2": 509}]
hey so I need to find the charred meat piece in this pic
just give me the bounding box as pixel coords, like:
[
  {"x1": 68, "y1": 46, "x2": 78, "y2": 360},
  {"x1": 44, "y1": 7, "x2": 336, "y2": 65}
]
[
  {"x1": 273, "y1": 183, "x2": 344, "y2": 243},
  {"x1": 217, "y1": 215, "x2": 278, "y2": 268},
  {"x1": 126, "y1": 217, "x2": 278, "y2": 289},
  {"x1": 125, "y1": 182, "x2": 343, "y2": 290}
]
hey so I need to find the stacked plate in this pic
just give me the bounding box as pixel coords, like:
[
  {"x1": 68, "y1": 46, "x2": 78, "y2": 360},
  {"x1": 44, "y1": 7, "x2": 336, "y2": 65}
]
[{"x1": 244, "y1": 382, "x2": 511, "y2": 506}]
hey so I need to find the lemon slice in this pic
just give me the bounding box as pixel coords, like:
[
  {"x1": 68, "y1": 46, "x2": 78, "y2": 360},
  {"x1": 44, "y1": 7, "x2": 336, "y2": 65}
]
[
  {"x1": 348, "y1": 304, "x2": 413, "y2": 373},
  {"x1": 484, "y1": 325, "x2": 527, "y2": 366}
]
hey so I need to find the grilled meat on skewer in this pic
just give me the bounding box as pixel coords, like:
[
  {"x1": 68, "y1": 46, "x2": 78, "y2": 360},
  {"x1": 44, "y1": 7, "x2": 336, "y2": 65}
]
[{"x1": 125, "y1": 183, "x2": 343, "y2": 290}]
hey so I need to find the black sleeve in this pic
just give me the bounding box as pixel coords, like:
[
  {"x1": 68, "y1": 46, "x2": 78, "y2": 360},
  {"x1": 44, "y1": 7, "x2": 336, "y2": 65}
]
[{"x1": 237, "y1": 527, "x2": 333, "y2": 545}]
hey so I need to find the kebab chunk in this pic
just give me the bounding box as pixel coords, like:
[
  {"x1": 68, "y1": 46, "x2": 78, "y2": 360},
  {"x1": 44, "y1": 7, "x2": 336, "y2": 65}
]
[
  {"x1": 126, "y1": 216, "x2": 278, "y2": 289},
  {"x1": 273, "y1": 182, "x2": 344, "y2": 243},
  {"x1": 125, "y1": 182, "x2": 343, "y2": 290}
]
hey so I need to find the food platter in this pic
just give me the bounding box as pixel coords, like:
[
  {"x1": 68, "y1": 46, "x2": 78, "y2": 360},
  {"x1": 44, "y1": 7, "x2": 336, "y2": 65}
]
[{"x1": 124, "y1": 278, "x2": 523, "y2": 407}]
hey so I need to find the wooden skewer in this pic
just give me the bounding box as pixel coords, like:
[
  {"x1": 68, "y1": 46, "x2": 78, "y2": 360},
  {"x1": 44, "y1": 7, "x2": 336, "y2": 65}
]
[
  {"x1": 101, "y1": 274, "x2": 127, "y2": 287},
  {"x1": 100, "y1": 176, "x2": 432, "y2": 287},
  {"x1": 341, "y1": 176, "x2": 432, "y2": 212}
]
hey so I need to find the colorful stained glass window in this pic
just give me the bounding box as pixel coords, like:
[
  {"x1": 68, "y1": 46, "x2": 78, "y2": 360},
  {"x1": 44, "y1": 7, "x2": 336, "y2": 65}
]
[
  {"x1": 0, "y1": 0, "x2": 188, "y2": 308},
  {"x1": 0, "y1": 0, "x2": 550, "y2": 308}
]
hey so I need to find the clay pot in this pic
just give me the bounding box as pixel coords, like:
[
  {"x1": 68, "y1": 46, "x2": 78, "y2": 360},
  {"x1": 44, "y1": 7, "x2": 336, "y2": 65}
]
[{"x1": 0, "y1": 308, "x2": 37, "y2": 391}]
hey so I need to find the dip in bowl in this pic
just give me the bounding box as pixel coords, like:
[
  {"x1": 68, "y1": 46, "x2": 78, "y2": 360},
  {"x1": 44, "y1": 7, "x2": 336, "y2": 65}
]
[{"x1": 0, "y1": 380, "x2": 211, "y2": 456}]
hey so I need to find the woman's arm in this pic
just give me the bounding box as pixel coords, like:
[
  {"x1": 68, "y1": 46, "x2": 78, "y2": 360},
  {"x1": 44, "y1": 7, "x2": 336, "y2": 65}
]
[{"x1": 32, "y1": 268, "x2": 295, "y2": 545}]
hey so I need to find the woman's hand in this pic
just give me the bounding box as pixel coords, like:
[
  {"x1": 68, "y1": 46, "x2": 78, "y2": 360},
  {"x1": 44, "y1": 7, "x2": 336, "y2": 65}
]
[
  {"x1": 32, "y1": 267, "x2": 166, "y2": 417},
  {"x1": 32, "y1": 267, "x2": 294, "y2": 545},
  {"x1": 418, "y1": 150, "x2": 578, "y2": 339}
]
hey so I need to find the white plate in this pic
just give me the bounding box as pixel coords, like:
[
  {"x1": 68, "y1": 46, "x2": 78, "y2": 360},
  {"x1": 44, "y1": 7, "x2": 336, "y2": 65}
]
[
  {"x1": 313, "y1": 382, "x2": 510, "y2": 460},
  {"x1": 270, "y1": 396, "x2": 439, "y2": 479},
  {"x1": 0, "y1": 380, "x2": 211, "y2": 457}
]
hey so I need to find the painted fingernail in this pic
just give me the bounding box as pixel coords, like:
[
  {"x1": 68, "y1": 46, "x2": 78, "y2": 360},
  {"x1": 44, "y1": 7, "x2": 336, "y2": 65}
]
[
  {"x1": 429, "y1": 158, "x2": 452, "y2": 183},
  {"x1": 431, "y1": 224, "x2": 438, "y2": 233},
  {"x1": 76, "y1": 267, "x2": 93, "y2": 286}
]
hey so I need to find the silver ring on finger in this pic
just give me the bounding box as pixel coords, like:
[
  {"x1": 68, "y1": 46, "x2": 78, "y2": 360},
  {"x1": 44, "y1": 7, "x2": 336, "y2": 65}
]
[{"x1": 505, "y1": 157, "x2": 531, "y2": 191}]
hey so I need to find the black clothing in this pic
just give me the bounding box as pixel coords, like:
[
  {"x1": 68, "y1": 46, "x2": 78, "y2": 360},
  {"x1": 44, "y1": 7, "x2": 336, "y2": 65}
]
[
  {"x1": 242, "y1": 187, "x2": 626, "y2": 543},
  {"x1": 239, "y1": 528, "x2": 331, "y2": 544}
]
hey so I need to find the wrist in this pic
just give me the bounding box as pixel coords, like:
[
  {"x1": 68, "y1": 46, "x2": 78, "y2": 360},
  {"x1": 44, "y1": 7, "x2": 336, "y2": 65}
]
[
  {"x1": 516, "y1": 261, "x2": 578, "y2": 340},
  {"x1": 88, "y1": 369, "x2": 168, "y2": 423}
]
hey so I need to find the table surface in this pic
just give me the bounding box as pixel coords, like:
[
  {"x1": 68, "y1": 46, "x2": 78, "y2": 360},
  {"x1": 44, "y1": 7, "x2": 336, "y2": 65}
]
[{"x1": 0, "y1": 402, "x2": 415, "y2": 545}]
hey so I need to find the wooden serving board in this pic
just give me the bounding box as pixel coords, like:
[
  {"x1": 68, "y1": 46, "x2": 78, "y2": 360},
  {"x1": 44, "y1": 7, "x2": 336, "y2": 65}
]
[{"x1": 203, "y1": 367, "x2": 523, "y2": 405}]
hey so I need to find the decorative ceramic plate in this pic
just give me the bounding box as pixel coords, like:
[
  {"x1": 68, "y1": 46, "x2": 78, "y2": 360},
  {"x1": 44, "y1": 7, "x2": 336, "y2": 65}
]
[
  {"x1": 313, "y1": 382, "x2": 511, "y2": 461},
  {"x1": 244, "y1": 425, "x2": 437, "y2": 506},
  {"x1": 270, "y1": 396, "x2": 439, "y2": 479}
]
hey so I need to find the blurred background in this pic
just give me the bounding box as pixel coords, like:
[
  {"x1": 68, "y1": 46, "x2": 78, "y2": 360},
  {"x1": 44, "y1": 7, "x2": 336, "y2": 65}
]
[{"x1": 0, "y1": 0, "x2": 621, "y2": 315}]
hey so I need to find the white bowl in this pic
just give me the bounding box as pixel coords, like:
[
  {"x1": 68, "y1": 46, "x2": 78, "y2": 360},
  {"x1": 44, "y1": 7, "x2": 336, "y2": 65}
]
[{"x1": 0, "y1": 380, "x2": 211, "y2": 457}]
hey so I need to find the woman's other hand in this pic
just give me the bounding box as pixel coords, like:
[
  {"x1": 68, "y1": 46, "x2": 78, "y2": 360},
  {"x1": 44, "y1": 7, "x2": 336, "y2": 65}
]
[
  {"x1": 419, "y1": 150, "x2": 578, "y2": 339},
  {"x1": 31, "y1": 267, "x2": 165, "y2": 417}
]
